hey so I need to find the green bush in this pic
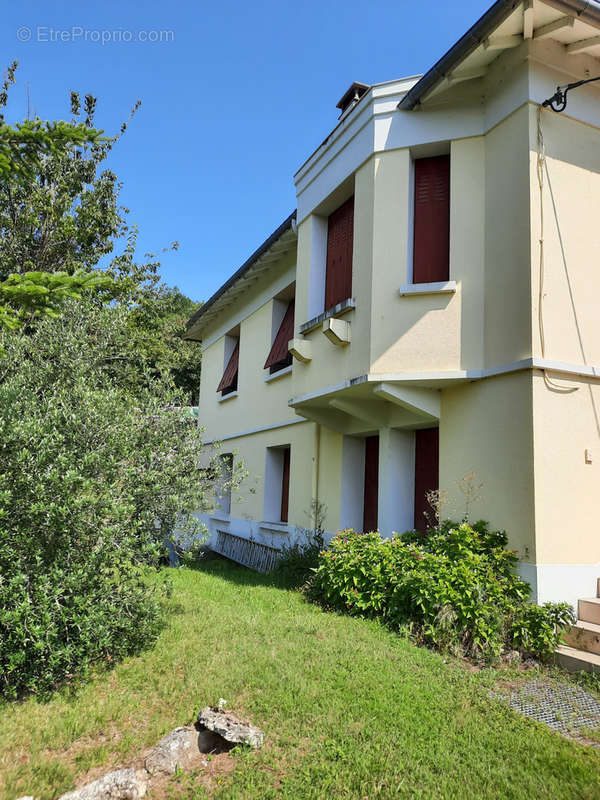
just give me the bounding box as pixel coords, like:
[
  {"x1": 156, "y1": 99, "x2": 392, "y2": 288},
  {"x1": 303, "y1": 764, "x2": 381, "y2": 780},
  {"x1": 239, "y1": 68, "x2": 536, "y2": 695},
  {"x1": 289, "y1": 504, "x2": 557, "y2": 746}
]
[
  {"x1": 306, "y1": 522, "x2": 574, "y2": 662},
  {"x1": 0, "y1": 302, "x2": 218, "y2": 698}
]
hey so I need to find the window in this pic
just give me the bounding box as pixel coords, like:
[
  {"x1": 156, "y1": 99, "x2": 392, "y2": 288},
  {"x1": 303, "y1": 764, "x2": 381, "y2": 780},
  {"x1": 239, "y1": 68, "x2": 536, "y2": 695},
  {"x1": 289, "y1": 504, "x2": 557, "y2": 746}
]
[
  {"x1": 216, "y1": 453, "x2": 233, "y2": 515},
  {"x1": 217, "y1": 336, "x2": 239, "y2": 395},
  {"x1": 325, "y1": 195, "x2": 354, "y2": 311},
  {"x1": 264, "y1": 445, "x2": 291, "y2": 523},
  {"x1": 412, "y1": 155, "x2": 450, "y2": 284},
  {"x1": 264, "y1": 300, "x2": 294, "y2": 374}
]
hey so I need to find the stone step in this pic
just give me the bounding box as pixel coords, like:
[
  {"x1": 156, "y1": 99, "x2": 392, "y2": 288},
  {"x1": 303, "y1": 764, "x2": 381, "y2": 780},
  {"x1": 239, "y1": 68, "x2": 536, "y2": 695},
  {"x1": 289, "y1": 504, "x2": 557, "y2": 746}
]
[
  {"x1": 563, "y1": 621, "x2": 600, "y2": 655},
  {"x1": 578, "y1": 597, "x2": 600, "y2": 625},
  {"x1": 556, "y1": 645, "x2": 600, "y2": 674}
]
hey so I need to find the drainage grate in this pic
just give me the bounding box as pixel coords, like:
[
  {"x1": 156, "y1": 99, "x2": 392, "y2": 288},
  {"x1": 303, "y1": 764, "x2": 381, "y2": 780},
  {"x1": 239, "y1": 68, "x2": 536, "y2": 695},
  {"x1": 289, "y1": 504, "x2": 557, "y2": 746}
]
[
  {"x1": 492, "y1": 679, "x2": 600, "y2": 740},
  {"x1": 213, "y1": 530, "x2": 281, "y2": 573}
]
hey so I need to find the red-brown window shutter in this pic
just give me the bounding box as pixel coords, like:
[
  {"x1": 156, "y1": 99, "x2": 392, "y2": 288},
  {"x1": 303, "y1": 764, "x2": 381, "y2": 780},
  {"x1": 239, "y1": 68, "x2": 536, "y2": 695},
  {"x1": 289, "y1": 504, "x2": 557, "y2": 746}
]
[
  {"x1": 280, "y1": 447, "x2": 290, "y2": 523},
  {"x1": 325, "y1": 195, "x2": 354, "y2": 311},
  {"x1": 413, "y1": 427, "x2": 439, "y2": 532},
  {"x1": 413, "y1": 155, "x2": 450, "y2": 284},
  {"x1": 362, "y1": 435, "x2": 379, "y2": 532},
  {"x1": 217, "y1": 341, "x2": 239, "y2": 394},
  {"x1": 264, "y1": 301, "x2": 294, "y2": 372}
]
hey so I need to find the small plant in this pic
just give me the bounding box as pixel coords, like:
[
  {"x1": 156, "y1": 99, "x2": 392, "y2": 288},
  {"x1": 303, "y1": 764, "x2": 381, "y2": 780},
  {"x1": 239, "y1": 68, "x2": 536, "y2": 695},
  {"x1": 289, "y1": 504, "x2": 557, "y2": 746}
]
[
  {"x1": 423, "y1": 488, "x2": 449, "y2": 530},
  {"x1": 457, "y1": 471, "x2": 484, "y2": 522},
  {"x1": 273, "y1": 500, "x2": 327, "y2": 585}
]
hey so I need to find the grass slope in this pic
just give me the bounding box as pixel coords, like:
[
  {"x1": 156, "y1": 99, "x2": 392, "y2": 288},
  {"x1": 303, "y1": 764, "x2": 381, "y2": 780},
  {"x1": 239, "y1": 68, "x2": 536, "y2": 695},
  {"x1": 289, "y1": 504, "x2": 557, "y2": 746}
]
[{"x1": 1, "y1": 559, "x2": 599, "y2": 799}]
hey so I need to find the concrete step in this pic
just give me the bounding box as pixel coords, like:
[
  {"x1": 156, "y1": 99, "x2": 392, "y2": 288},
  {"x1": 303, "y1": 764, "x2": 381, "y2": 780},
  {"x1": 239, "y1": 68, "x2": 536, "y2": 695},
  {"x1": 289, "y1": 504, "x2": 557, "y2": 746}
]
[
  {"x1": 556, "y1": 645, "x2": 600, "y2": 674},
  {"x1": 563, "y1": 621, "x2": 600, "y2": 655},
  {"x1": 578, "y1": 597, "x2": 600, "y2": 625}
]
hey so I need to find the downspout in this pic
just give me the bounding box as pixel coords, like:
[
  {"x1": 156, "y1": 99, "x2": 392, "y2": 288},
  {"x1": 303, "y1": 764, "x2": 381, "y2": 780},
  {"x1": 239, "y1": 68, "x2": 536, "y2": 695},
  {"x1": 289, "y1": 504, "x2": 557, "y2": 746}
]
[{"x1": 312, "y1": 423, "x2": 321, "y2": 528}]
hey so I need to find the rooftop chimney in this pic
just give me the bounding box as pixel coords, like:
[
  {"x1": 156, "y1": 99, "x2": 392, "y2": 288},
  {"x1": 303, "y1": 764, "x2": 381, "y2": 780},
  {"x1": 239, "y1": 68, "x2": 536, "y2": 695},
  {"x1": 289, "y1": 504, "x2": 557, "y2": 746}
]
[{"x1": 336, "y1": 82, "x2": 370, "y2": 119}]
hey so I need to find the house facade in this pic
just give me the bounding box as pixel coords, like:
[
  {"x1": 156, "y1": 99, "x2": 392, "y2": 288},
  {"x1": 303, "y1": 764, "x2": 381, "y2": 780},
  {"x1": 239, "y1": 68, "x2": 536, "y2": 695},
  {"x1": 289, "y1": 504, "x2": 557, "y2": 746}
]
[{"x1": 186, "y1": 0, "x2": 600, "y2": 616}]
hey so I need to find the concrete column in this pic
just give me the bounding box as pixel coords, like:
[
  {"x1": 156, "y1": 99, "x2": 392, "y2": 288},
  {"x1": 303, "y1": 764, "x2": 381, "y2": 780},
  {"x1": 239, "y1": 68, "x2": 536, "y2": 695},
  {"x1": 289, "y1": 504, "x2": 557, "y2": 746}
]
[{"x1": 378, "y1": 427, "x2": 415, "y2": 537}]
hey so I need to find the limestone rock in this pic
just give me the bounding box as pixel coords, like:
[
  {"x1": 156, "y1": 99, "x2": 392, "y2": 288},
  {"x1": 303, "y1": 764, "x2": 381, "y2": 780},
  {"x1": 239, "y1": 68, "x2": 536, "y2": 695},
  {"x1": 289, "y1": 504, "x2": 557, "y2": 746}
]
[
  {"x1": 145, "y1": 726, "x2": 208, "y2": 775},
  {"x1": 57, "y1": 768, "x2": 147, "y2": 800},
  {"x1": 197, "y1": 707, "x2": 264, "y2": 749}
]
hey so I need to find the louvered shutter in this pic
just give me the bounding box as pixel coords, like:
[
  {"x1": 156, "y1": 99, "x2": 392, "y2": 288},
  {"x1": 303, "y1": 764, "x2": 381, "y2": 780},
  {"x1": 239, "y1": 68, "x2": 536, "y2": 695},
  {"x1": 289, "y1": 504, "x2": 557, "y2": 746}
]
[
  {"x1": 325, "y1": 196, "x2": 354, "y2": 311},
  {"x1": 264, "y1": 301, "x2": 294, "y2": 372},
  {"x1": 362, "y1": 435, "x2": 379, "y2": 532},
  {"x1": 217, "y1": 341, "x2": 239, "y2": 394},
  {"x1": 413, "y1": 156, "x2": 450, "y2": 284},
  {"x1": 413, "y1": 428, "x2": 439, "y2": 532}
]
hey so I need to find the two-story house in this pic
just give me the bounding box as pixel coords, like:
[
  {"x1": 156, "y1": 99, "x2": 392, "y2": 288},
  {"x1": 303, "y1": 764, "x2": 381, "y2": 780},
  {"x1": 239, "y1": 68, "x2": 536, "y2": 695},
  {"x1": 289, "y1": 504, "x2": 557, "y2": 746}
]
[{"x1": 186, "y1": 0, "x2": 600, "y2": 650}]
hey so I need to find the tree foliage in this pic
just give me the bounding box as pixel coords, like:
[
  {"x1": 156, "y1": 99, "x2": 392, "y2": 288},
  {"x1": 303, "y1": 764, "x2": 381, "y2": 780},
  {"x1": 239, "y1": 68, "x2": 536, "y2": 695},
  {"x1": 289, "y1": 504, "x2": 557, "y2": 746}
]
[
  {"x1": 0, "y1": 69, "x2": 209, "y2": 697},
  {"x1": 0, "y1": 301, "x2": 217, "y2": 698},
  {"x1": 0, "y1": 63, "x2": 201, "y2": 393}
]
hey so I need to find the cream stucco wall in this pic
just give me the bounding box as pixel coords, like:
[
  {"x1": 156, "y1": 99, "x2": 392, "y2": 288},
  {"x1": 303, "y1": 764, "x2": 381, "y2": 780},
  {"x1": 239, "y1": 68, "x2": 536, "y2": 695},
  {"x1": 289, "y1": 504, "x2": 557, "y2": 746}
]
[
  {"x1": 532, "y1": 371, "x2": 600, "y2": 565},
  {"x1": 439, "y1": 371, "x2": 535, "y2": 560},
  {"x1": 529, "y1": 105, "x2": 600, "y2": 367},
  {"x1": 224, "y1": 422, "x2": 314, "y2": 528},
  {"x1": 483, "y1": 105, "x2": 532, "y2": 368},
  {"x1": 369, "y1": 138, "x2": 486, "y2": 374}
]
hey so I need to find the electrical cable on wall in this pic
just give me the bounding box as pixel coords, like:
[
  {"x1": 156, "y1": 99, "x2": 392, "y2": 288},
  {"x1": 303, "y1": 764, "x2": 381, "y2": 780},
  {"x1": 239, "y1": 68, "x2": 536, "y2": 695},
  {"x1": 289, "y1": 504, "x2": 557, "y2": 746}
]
[{"x1": 536, "y1": 106, "x2": 579, "y2": 394}]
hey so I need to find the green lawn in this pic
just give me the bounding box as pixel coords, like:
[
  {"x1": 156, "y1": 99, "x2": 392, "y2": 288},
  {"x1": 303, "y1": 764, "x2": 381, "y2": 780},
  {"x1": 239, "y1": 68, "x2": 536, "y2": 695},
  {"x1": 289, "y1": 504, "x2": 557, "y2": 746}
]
[{"x1": 1, "y1": 558, "x2": 600, "y2": 800}]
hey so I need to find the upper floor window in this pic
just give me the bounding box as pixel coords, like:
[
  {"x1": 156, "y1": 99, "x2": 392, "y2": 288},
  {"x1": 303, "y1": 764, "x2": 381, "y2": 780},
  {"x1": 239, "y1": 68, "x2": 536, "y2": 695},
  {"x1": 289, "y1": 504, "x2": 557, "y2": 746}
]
[
  {"x1": 325, "y1": 195, "x2": 354, "y2": 311},
  {"x1": 264, "y1": 300, "x2": 294, "y2": 374},
  {"x1": 217, "y1": 333, "x2": 239, "y2": 396},
  {"x1": 413, "y1": 155, "x2": 450, "y2": 284}
]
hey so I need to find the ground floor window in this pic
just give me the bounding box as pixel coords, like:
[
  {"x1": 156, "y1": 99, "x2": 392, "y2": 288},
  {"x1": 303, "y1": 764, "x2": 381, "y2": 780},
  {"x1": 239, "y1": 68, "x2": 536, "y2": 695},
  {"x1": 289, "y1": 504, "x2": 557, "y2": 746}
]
[
  {"x1": 264, "y1": 445, "x2": 291, "y2": 523},
  {"x1": 217, "y1": 453, "x2": 233, "y2": 515}
]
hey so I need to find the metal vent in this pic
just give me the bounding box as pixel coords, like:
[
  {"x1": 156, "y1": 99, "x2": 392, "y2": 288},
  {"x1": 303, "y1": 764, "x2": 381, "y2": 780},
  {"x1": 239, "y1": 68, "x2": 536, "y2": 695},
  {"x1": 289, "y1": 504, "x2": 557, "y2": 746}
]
[{"x1": 214, "y1": 530, "x2": 281, "y2": 573}]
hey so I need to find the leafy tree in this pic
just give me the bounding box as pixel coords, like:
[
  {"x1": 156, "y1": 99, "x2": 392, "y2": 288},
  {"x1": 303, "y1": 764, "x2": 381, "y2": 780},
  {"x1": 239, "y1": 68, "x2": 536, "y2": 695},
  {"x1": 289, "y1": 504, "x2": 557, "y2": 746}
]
[
  {"x1": 127, "y1": 285, "x2": 203, "y2": 403},
  {"x1": 0, "y1": 300, "x2": 221, "y2": 698},
  {"x1": 0, "y1": 64, "x2": 201, "y2": 392},
  {"x1": 0, "y1": 63, "x2": 112, "y2": 329}
]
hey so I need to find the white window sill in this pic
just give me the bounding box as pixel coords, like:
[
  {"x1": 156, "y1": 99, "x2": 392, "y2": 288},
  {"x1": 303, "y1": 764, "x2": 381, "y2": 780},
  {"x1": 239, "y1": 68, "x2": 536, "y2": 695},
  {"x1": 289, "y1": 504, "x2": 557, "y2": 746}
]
[
  {"x1": 217, "y1": 391, "x2": 238, "y2": 403},
  {"x1": 299, "y1": 297, "x2": 355, "y2": 334},
  {"x1": 264, "y1": 365, "x2": 292, "y2": 383},
  {"x1": 399, "y1": 281, "x2": 456, "y2": 297},
  {"x1": 210, "y1": 513, "x2": 230, "y2": 523},
  {"x1": 259, "y1": 521, "x2": 290, "y2": 533}
]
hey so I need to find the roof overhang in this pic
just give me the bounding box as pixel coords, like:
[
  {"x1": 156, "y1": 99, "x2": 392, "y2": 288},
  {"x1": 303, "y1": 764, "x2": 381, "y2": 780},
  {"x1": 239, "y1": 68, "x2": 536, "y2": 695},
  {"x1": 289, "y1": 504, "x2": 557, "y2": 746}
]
[
  {"x1": 185, "y1": 211, "x2": 297, "y2": 342},
  {"x1": 398, "y1": 0, "x2": 600, "y2": 110}
]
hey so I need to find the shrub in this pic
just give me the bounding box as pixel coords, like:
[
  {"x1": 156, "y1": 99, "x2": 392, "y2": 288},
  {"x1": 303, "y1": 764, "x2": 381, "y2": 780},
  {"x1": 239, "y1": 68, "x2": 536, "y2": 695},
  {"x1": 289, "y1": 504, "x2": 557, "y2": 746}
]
[
  {"x1": 306, "y1": 522, "x2": 574, "y2": 662},
  {"x1": 0, "y1": 301, "x2": 220, "y2": 698}
]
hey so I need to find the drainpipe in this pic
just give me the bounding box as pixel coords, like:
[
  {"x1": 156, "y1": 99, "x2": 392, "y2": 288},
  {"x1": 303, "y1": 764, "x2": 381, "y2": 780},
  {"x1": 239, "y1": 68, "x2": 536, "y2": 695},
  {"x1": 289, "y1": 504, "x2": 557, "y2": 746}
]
[{"x1": 312, "y1": 423, "x2": 321, "y2": 528}]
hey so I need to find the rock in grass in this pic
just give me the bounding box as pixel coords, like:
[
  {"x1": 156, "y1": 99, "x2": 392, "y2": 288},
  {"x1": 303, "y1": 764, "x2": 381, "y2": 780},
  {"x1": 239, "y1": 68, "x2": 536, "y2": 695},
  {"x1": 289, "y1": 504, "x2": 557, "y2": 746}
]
[
  {"x1": 145, "y1": 726, "x2": 208, "y2": 775},
  {"x1": 57, "y1": 768, "x2": 147, "y2": 799},
  {"x1": 197, "y1": 707, "x2": 264, "y2": 748}
]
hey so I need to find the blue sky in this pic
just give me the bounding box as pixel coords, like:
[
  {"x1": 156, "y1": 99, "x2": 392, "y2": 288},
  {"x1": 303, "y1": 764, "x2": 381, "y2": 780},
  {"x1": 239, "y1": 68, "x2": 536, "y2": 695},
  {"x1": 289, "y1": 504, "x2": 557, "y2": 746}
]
[{"x1": 3, "y1": 1, "x2": 491, "y2": 302}]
